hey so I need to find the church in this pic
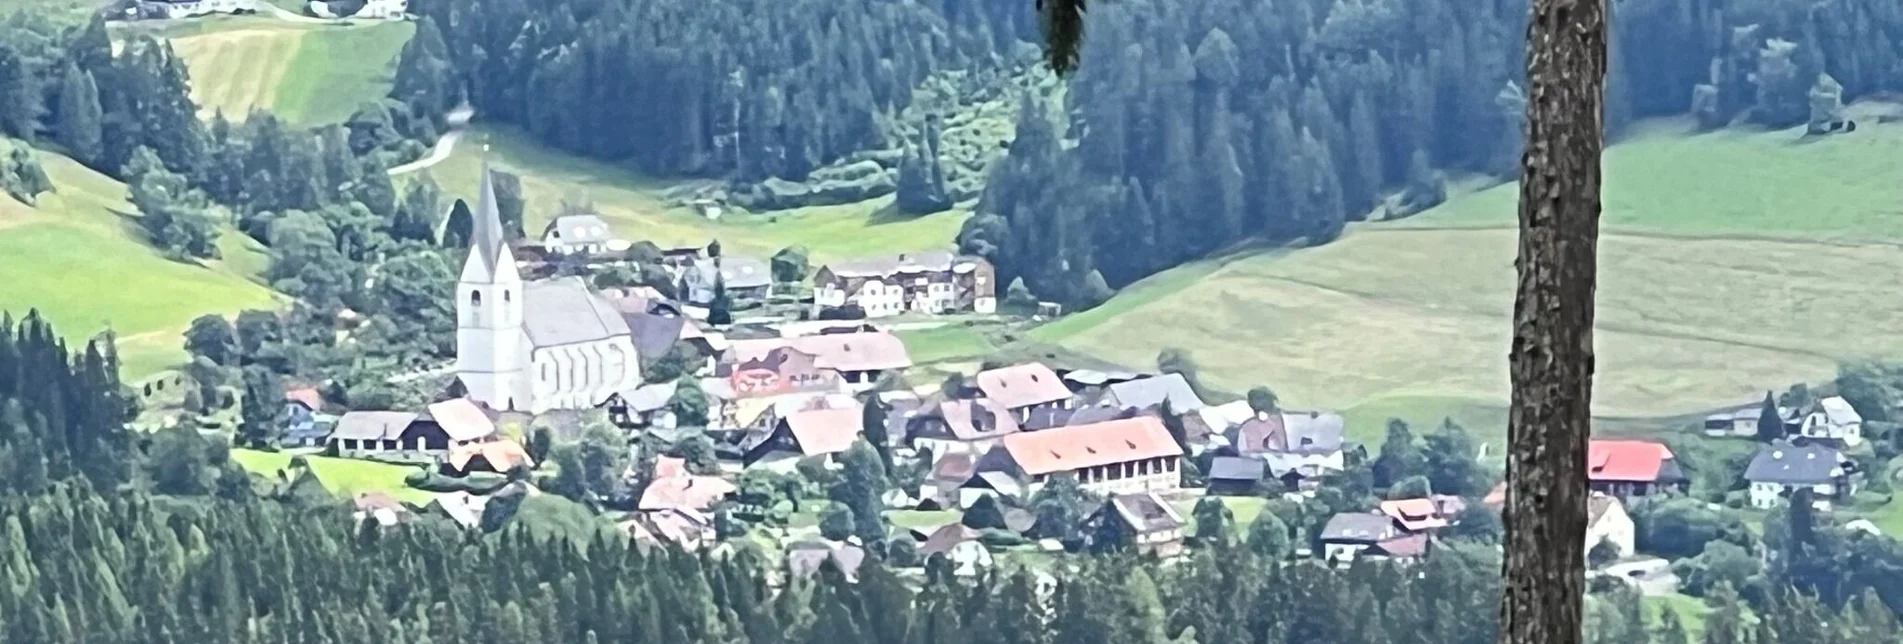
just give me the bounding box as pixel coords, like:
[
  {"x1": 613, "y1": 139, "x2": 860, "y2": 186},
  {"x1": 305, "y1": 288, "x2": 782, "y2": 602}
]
[{"x1": 456, "y1": 164, "x2": 643, "y2": 414}]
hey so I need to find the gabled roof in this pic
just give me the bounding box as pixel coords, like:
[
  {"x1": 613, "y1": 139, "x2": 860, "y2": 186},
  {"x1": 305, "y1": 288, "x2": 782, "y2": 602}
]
[
  {"x1": 283, "y1": 386, "x2": 326, "y2": 411},
  {"x1": 1320, "y1": 512, "x2": 1397, "y2": 543},
  {"x1": 1368, "y1": 533, "x2": 1430, "y2": 558},
  {"x1": 995, "y1": 416, "x2": 1182, "y2": 477},
  {"x1": 1208, "y1": 456, "x2": 1266, "y2": 482},
  {"x1": 926, "y1": 398, "x2": 1020, "y2": 441},
  {"x1": 819, "y1": 251, "x2": 958, "y2": 279},
  {"x1": 1744, "y1": 440, "x2": 1845, "y2": 485},
  {"x1": 522, "y1": 277, "x2": 633, "y2": 348},
  {"x1": 1106, "y1": 493, "x2": 1185, "y2": 534},
  {"x1": 1818, "y1": 396, "x2": 1863, "y2": 426},
  {"x1": 782, "y1": 407, "x2": 863, "y2": 457},
  {"x1": 638, "y1": 475, "x2": 738, "y2": 511},
  {"x1": 1283, "y1": 412, "x2": 1345, "y2": 454},
  {"x1": 425, "y1": 398, "x2": 498, "y2": 443},
  {"x1": 542, "y1": 213, "x2": 612, "y2": 244},
  {"x1": 919, "y1": 523, "x2": 982, "y2": 556},
  {"x1": 1587, "y1": 440, "x2": 1678, "y2": 483},
  {"x1": 789, "y1": 332, "x2": 911, "y2": 372},
  {"x1": 1379, "y1": 498, "x2": 1449, "y2": 532},
  {"x1": 330, "y1": 411, "x2": 417, "y2": 441},
  {"x1": 1101, "y1": 373, "x2": 1206, "y2": 412},
  {"x1": 616, "y1": 381, "x2": 679, "y2": 413},
  {"x1": 974, "y1": 363, "x2": 1073, "y2": 410},
  {"x1": 446, "y1": 440, "x2": 534, "y2": 473}
]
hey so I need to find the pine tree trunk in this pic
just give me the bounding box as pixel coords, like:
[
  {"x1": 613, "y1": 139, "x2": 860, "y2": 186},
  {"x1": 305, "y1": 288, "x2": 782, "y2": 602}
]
[{"x1": 1500, "y1": 0, "x2": 1607, "y2": 642}]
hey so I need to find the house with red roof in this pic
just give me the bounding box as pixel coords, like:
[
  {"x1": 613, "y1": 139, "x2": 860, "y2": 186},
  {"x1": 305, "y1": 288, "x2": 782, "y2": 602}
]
[
  {"x1": 967, "y1": 416, "x2": 1184, "y2": 497},
  {"x1": 1587, "y1": 440, "x2": 1689, "y2": 498}
]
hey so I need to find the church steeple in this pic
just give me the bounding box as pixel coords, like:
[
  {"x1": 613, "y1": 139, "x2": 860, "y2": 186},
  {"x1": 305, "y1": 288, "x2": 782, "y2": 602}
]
[{"x1": 467, "y1": 156, "x2": 507, "y2": 278}]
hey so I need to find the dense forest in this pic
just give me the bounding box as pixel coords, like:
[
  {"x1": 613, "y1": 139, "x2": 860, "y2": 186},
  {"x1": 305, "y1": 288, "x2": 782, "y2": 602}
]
[
  {"x1": 0, "y1": 312, "x2": 1902, "y2": 642},
  {"x1": 403, "y1": 0, "x2": 1903, "y2": 305}
]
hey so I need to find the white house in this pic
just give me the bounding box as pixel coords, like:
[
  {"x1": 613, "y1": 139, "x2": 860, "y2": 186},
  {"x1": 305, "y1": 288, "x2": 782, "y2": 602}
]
[
  {"x1": 1703, "y1": 406, "x2": 1764, "y2": 438},
  {"x1": 455, "y1": 165, "x2": 643, "y2": 414},
  {"x1": 1585, "y1": 493, "x2": 1635, "y2": 560},
  {"x1": 811, "y1": 252, "x2": 997, "y2": 318},
  {"x1": 137, "y1": 0, "x2": 255, "y2": 19},
  {"x1": 354, "y1": 0, "x2": 408, "y2": 19},
  {"x1": 1745, "y1": 440, "x2": 1856, "y2": 511},
  {"x1": 540, "y1": 213, "x2": 615, "y2": 256},
  {"x1": 1798, "y1": 396, "x2": 1863, "y2": 446}
]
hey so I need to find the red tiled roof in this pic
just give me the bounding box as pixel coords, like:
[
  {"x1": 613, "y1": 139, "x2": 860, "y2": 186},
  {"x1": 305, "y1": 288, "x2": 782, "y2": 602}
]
[
  {"x1": 1587, "y1": 440, "x2": 1674, "y2": 483},
  {"x1": 974, "y1": 363, "x2": 1072, "y2": 410},
  {"x1": 283, "y1": 386, "x2": 326, "y2": 411},
  {"x1": 447, "y1": 440, "x2": 535, "y2": 473},
  {"x1": 784, "y1": 407, "x2": 863, "y2": 456},
  {"x1": 654, "y1": 456, "x2": 688, "y2": 480},
  {"x1": 1379, "y1": 498, "x2": 1449, "y2": 532},
  {"x1": 999, "y1": 416, "x2": 1183, "y2": 477}
]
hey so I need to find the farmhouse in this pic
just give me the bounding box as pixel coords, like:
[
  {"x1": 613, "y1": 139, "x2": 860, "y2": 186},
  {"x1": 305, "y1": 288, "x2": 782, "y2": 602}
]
[
  {"x1": 1796, "y1": 396, "x2": 1864, "y2": 447},
  {"x1": 1085, "y1": 493, "x2": 1187, "y2": 557},
  {"x1": 440, "y1": 439, "x2": 534, "y2": 476},
  {"x1": 540, "y1": 213, "x2": 615, "y2": 255},
  {"x1": 1092, "y1": 373, "x2": 1206, "y2": 413},
  {"x1": 1225, "y1": 409, "x2": 1347, "y2": 486},
  {"x1": 810, "y1": 251, "x2": 998, "y2": 317},
  {"x1": 1585, "y1": 493, "x2": 1635, "y2": 559},
  {"x1": 786, "y1": 331, "x2": 912, "y2": 388},
  {"x1": 604, "y1": 381, "x2": 678, "y2": 428},
  {"x1": 743, "y1": 405, "x2": 863, "y2": 468},
  {"x1": 454, "y1": 167, "x2": 644, "y2": 414},
  {"x1": 1587, "y1": 440, "x2": 1689, "y2": 498},
  {"x1": 973, "y1": 362, "x2": 1074, "y2": 423},
  {"x1": 282, "y1": 386, "x2": 334, "y2": 447},
  {"x1": 1745, "y1": 439, "x2": 1857, "y2": 511},
  {"x1": 970, "y1": 416, "x2": 1184, "y2": 497},
  {"x1": 904, "y1": 397, "x2": 1020, "y2": 457},
  {"x1": 327, "y1": 411, "x2": 417, "y2": 456},
  {"x1": 1319, "y1": 512, "x2": 1404, "y2": 567},
  {"x1": 1205, "y1": 456, "x2": 1267, "y2": 495}
]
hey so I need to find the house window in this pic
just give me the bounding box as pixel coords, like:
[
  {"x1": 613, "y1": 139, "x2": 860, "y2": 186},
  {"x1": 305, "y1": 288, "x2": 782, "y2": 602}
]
[
  {"x1": 503, "y1": 290, "x2": 512, "y2": 303},
  {"x1": 470, "y1": 290, "x2": 482, "y2": 306}
]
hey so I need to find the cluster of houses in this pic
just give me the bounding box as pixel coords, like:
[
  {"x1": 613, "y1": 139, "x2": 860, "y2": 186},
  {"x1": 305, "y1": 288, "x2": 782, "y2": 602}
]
[
  {"x1": 121, "y1": 0, "x2": 408, "y2": 20},
  {"x1": 1706, "y1": 394, "x2": 1865, "y2": 510}
]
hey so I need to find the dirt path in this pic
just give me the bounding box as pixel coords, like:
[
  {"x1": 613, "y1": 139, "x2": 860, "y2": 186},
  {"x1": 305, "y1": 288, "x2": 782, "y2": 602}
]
[{"x1": 387, "y1": 105, "x2": 475, "y2": 176}]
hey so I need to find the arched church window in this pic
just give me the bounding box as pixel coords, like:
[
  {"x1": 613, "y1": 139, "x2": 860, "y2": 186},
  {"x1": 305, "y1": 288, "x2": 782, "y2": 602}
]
[{"x1": 470, "y1": 290, "x2": 482, "y2": 306}]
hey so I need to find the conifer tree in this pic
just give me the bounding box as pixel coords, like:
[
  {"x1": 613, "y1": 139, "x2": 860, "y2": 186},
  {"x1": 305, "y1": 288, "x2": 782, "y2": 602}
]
[{"x1": 55, "y1": 61, "x2": 103, "y2": 167}]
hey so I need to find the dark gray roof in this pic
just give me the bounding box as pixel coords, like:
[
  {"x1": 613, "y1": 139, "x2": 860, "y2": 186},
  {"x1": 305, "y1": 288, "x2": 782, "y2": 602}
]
[
  {"x1": 1208, "y1": 456, "x2": 1266, "y2": 482},
  {"x1": 1744, "y1": 441, "x2": 1844, "y2": 485},
  {"x1": 616, "y1": 382, "x2": 678, "y2": 413},
  {"x1": 330, "y1": 411, "x2": 417, "y2": 441},
  {"x1": 820, "y1": 251, "x2": 957, "y2": 278},
  {"x1": 1102, "y1": 374, "x2": 1206, "y2": 412},
  {"x1": 625, "y1": 310, "x2": 687, "y2": 358},
  {"x1": 542, "y1": 214, "x2": 613, "y2": 244},
  {"x1": 1320, "y1": 513, "x2": 1397, "y2": 543},
  {"x1": 522, "y1": 277, "x2": 632, "y2": 348},
  {"x1": 469, "y1": 165, "x2": 506, "y2": 277},
  {"x1": 1022, "y1": 407, "x2": 1074, "y2": 431}
]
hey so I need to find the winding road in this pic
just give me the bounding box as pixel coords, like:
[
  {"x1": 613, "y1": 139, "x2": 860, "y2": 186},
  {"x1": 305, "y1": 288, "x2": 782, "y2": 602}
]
[{"x1": 387, "y1": 105, "x2": 476, "y2": 176}]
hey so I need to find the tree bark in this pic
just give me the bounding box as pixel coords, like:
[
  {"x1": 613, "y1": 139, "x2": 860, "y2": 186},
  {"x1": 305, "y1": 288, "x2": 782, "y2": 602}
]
[{"x1": 1500, "y1": 0, "x2": 1606, "y2": 643}]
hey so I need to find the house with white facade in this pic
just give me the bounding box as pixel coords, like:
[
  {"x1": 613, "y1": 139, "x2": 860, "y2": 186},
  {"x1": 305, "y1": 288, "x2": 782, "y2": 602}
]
[
  {"x1": 811, "y1": 251, "x2": 997, "y2": 318},
  {"x1": 540, "y1": 213, "x2": 615, "y2": 256},
  {"x1": 967, "y1": 416, "x2": 1183, "y2": 498},
  {"x1": 973, "y1": 362, "x2": 1074, "y2": 423},
  {"x1": 1319, "y1": 513, "x2": 1426, "y2": 567},
  {"x1": 1585, "y1": 493, "x2": 1635, "y2": 560},
  {"x1": 1745, "y1": 439, "x2": 1857, "y2": 511},
  {"x1": 309, "y1": 0, "x2": 407, "y2": 19},
  {"x1": 1797, "y1": 396, "x2": 1864, "y2": 447},
  {"x1": 454, "y1": 165, "x2": 643, "y2": 414},
  {"x1": 1225, "y1": 409, "x2": 1347, "y2": 489}
]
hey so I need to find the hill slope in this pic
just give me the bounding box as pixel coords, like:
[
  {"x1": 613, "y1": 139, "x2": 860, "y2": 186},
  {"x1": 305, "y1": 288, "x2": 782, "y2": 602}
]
[
  {"x1": 1038, "y1": 113, "x2": 1903, "y2": 441},
  {"x1": 0, "y1": 145, "x2": 278, "y2": 380},
  {"x1": 141, "y1": 17, "x2": 413, "y2": 124},
  {"x1": 429, "y1": 127, "x2": 971, "y2": 264}
]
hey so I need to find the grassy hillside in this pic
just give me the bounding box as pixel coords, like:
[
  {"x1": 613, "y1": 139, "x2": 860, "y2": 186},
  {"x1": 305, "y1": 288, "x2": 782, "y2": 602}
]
[
  {"x1": 1040, "y1": 112, "x2": 1903, "y2": 444},
  {"x1": 0, "y1": 144, "x2": 277, "y2": 380},
  {"x1": 430, "y1": 127, "x2": 971, "y2": 264},
  {"x1": 148, "y1": 17, "x2": 413, "y2": 125},
  {"x1": 230, "y1": 449, "x2": 434, "y2": 504}
]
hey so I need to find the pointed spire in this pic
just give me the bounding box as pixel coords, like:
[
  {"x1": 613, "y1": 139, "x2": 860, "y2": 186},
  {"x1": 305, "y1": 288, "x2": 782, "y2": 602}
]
[{"x1": 470, "y1": 145, "x2": 505, "y2": 275}]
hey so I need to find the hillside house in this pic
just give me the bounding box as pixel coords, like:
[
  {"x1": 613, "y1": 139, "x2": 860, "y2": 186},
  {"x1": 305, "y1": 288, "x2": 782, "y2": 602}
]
[
  {"x1": 1587, "y1": 440, "x2": 1689, "y2": 498},
  {"x1": 540, "y1": 213, "x2": 615, "y2": 256},
  {"x1": 1585, "y1": 494, "x2": 1635, "y2": 560},
  {"x1": 810, "y1": 251, "x2": 998, "y2": 317},
  {"x1": 743, "y1": 405, "x2": 863, "y2": 469},
  {"x1": 1379, "y1": 497, "x2": 1460, "y2": 534},
  {"x1": 682, "y1": 257, "x2": 772, "y2": 307},
  {"x1": 134, "y1": 0, "x2": 255, "y2": 20},
  {"x1": 440, "y1": 439, "x2": 534, "y2": 476},
  {"x1": 904, "y1": 398, "x2": 1021, "y2": 457},
  {"x1": 1745, "y1": 439, "x2": 1858, "y2": 511},
  {"x1": 974, "y1": 363, "x2": 1074, "y2": 423},
  {"x1": 1319, "y1": 513, "x2": 1408, "y2": 567},
  {"x1": 1225, "y1": 410, "x2": 1347, "y2": 488},
  {"x1": 1093, "y1": 373, "x2": 1207, "y2": 413},
  {"x1": 968, "y1": 416, "x2": 1184, "y2": 497},
  {"x1": 1085, "y1": 493, "x2": 1188, "y2": 557},
  {"x1": 1797, "y1": 396, "x2": 1864, "y2": 447},
  {"x1": 328, "y1": 411, "x2": 418, "y2": 457},
  {"x1": 282, "y1": 387, "x2": 334, "y2": 448},
  {"x1": 787, "y1": 331, "x2": 912, "y2": 389}
]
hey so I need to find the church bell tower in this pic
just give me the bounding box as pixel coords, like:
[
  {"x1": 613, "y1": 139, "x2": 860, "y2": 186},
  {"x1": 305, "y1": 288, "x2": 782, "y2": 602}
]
[{"x1": 455, "y1": 158, "x2": 527, "y2": 410}]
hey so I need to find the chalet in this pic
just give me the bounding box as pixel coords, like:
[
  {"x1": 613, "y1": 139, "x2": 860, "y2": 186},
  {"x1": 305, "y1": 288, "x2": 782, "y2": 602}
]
[
  {"x1": 1379, "y1": 497, "x2": 1460, "y2": 534},
  {"x1": 1093, "y1": 373, "x2": 1206, "y2": 413},
  {"x1": 973, "y1": 363, "x2": 1074, "y2": 423},
  {"x1": 440, "y1": 439, "x2": 534, "y2": 476},
  {"x1": 328, "y1": 411, "x2": 417, "y2": 456},
  {"x1": 1085, "y1": 493, "x2": 1187, "y2": 558},
  {"x1": 918, "y1": 524, "x2": 993, "y2": 576},
  {"x1": 1319, "y1": 513, "x2": 1405, "y2": 567},
  {"x1": 1587, "y1": 440, "x2": 1689, "y2": 498},
  {"x1": 969, "y1": 416, "x2": 1184, "y2": 497},
  {"x1": 1225, "y1": 410, "x2": 1347, "y2": 488},
  {"x1": 604, "y1": 381, "x2": 678, "y2": 428},
  {"x1": 540, "y1": 213, "x2": 614, "y2": 255},
  {"x1": 1797, "y1": 396, "x2": 1864, "y2": 447},
  {"x1": 718, "y1": 340, "x2": 841, "y2": 397},
  {"x1": 743, "y1": 405, "x2": 863, "y2": 468},
  {"x1": 1585, "y1": 493, "x2": 1634, "y2": 560},
  {"x1": 683, "y1": 256, "x2": 772, "y2": 307},
  {"x1": 810, "y1": 251, "x2": 997, "y2": 317},
  {"x1": 282, "y1": 386, "x2": 333, "y2": 448},
  {"x1": 787, "y1": 331, "x2": 911, "y2": 388},
  {"x1": 1745, "y1": 439, "x2": 1858, "y2": 511},
  {"x1": 409, "y1": 398, "x2": 501, "y2": 450},
  {"x1": 904, "y1": 398, "x2": 1020, "y2": 457}
]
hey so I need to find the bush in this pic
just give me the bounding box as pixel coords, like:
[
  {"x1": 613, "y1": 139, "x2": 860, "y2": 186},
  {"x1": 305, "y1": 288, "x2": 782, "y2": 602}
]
[{"x1": 978, "y1": 528, "x2": 1030, "y2": 549}]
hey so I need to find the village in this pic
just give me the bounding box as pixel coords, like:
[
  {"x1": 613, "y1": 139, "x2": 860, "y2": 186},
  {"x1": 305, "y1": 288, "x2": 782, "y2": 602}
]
[{"x1": 248, "y1": 167, "x2": 1877, "y2": 586}]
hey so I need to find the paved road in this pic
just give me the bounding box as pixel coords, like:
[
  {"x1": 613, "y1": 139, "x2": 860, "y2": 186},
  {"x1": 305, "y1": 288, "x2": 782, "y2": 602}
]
[{"x1": 387, "y1": 105, "x2": 477, "y2": 176}]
